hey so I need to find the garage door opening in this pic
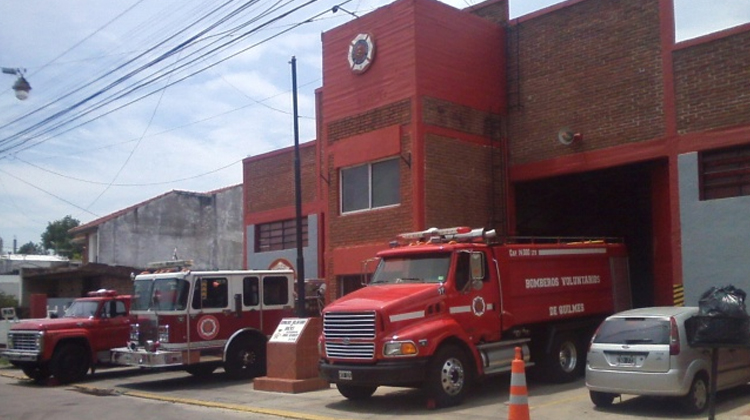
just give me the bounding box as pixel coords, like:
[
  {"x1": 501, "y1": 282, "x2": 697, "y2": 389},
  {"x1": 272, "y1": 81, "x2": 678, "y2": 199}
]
[{"x1": 514, "y1": 161, "x2": 657, "y2": 308}]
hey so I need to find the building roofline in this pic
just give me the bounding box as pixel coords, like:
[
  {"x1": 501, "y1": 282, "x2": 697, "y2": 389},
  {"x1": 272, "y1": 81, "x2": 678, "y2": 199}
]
[{"x1": 69, "y1": 185, "x2": 242, "y2": 234}]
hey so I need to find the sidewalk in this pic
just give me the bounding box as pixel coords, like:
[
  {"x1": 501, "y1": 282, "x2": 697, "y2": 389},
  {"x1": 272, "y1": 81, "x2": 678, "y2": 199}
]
[{"x1": 3, "y1": 366, "x2": 750, "y2": 420}]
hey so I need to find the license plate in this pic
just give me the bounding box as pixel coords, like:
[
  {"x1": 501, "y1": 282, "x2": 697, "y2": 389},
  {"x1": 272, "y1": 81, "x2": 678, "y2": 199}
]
[
  {"x1": 617, "y1": 355, "x2": 635, "y2": 365},
  {"x1": 338, "y1": 370, "x2": 353, "y2": 380}
]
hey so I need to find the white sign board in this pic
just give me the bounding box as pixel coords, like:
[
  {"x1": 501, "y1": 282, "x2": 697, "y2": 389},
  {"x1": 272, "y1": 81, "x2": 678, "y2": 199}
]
[{"x1": 269, "y1": 318, "x2": 310, "y2": 343}]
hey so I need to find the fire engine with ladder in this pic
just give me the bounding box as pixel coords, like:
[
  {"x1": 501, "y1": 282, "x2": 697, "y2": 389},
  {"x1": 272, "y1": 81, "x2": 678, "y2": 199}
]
[
  {"x1": 111, "y1": 260, "x2": 295, "y2": 378},
  {"x1": 318, "y1": 227, "x2": 632, "y2": 407}
]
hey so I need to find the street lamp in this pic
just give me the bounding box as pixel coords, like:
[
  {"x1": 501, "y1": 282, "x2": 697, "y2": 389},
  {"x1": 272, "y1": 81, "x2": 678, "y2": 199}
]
[{"x1": 2, "y1": 67, "x2": 31, "y2": 100}]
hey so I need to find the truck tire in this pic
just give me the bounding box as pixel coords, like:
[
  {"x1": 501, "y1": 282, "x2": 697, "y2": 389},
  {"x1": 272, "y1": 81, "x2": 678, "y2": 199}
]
[
  {"x1": 681, "y1": 373, "x2": 709, "y2": 414},
  {"x1": 185, "y1": 363, "x2": 218, "y2": 377},
  {"x1": 336, "y1": 384, "x2": 377, "y2": 400},
  {"x1": 589, "y1": 390, "x2": 616, "y2": 407},
  {"x1": 50, "y1": 342, "x2": 90, "y2": 384},
  {"x1": 224, "y1": 336, "x2": 266, "y2": 380},
  {"x1": 21, "y1": 363, "x2": 50, "y2": 383},
  {"x1": 546, "y1": 332, "x2": 581, "y2": 383},
  {"x1": 423, "y1": 344, "x2": 473, "y2": 408}
]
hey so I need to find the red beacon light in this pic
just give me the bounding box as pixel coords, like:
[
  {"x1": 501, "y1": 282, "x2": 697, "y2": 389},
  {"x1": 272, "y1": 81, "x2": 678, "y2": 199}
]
[{"x1": 87, "y1": 289, "x2": 118, "y2": 297}]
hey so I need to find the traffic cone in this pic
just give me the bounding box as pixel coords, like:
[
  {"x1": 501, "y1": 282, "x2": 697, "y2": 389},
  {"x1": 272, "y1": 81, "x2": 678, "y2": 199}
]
[{"x1": 508, "y1": 346, "x2": 530, "y2": 420}]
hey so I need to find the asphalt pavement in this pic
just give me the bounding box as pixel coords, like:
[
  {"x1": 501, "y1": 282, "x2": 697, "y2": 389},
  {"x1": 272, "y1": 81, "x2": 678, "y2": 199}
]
[{"x1": 3, "y1": 365, "x2": 750, "y2": 420}]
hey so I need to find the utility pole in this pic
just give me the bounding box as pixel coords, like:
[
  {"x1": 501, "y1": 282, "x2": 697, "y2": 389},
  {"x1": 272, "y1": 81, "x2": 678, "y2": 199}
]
[{"x1": 291, "y1": 56, "x2": 306, "y2": 317}]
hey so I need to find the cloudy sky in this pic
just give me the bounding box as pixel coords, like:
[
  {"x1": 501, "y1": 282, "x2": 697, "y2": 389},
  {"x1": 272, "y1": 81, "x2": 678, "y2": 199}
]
[{"x1": 1, "y1": 0, "x2": 749, "y2": 253}]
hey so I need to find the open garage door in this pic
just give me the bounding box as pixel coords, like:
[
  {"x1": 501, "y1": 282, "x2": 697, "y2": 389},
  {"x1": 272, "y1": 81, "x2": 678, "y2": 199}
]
[{"x1": 514, "y1": 161, "x2": 658, "y2": 308}]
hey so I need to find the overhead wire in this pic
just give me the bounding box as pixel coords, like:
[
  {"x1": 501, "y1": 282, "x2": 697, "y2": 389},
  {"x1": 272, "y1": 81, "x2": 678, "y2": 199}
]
[
  {"x1": 0, "y1": 0, "x2": 349, "y2": 221},
  {"x1": 0, "y1": 0, "x2": 342, "y2": 158},
  {"x1": 0, "y1": 0, "x2": 255, "y2": 150}
]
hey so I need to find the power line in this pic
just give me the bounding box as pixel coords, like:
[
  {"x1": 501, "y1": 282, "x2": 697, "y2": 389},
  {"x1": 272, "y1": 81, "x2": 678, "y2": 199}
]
[{"x1": 0, "y1": 0, "x2": 332, "y2": 156}]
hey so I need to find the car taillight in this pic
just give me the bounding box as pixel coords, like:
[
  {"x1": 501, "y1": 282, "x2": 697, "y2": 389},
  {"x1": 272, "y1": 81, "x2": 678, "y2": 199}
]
[
  {"x1": 669, "y1": 317, "x2": 680, "y2": 355},
  {"x1": 588, "y1": 322, "x2": 603, "y2": 353}
]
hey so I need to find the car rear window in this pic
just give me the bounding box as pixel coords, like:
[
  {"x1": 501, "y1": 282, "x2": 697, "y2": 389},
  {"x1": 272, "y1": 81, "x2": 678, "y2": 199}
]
[{"x1": 594, "y1": 317, "x2": 671, "y2": 345}]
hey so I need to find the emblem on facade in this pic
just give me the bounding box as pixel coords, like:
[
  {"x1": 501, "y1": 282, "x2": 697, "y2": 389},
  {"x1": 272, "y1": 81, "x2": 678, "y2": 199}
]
[{"x1": 348, "y1": 33, "x2": 375, "y2": 74}]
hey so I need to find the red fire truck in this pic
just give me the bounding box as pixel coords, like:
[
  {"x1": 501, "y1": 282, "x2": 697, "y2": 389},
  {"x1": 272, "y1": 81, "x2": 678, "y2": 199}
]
[
  {"x1": 3, "y1": 290, "x2": 132, "y2": 384},
  {"x1": 110, "y1": 262, "x2": 295, "y2": 378},
  {"x1": 319, "y1": 227, "x2": 631, "y2": 407}
]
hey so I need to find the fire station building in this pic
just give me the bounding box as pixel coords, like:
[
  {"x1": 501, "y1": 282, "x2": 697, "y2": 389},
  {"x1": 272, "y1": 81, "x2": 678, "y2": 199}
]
[{"x1": 243, "y1": 0, "x2": 750, "y2": 309}]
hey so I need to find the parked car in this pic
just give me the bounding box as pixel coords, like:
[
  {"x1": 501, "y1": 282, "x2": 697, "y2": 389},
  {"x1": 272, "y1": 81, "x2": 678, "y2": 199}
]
[{"x1": 585, "y1": 306, "x2": 750, "y2": 413}]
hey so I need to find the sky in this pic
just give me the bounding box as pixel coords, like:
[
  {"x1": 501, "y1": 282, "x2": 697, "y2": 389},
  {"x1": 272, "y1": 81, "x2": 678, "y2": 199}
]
[{"x1": 1, "y1": 0, "x2": 749, "y2": 253}]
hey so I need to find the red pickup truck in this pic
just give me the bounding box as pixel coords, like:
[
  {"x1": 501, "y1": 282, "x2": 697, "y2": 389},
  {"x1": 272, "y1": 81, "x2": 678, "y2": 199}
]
[{"x1": 3, "y1": 290, "x2": 132, "y2": 384}]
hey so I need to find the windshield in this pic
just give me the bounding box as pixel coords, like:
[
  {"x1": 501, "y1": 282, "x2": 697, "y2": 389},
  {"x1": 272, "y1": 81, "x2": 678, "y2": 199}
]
[
  {"x1": 64, "y1": 301, "x2": 100, "y2": 318},
  {"x1": 131, "y1": 277, "x2": 190, "y2": 311},
  {"x1": 371, "y1": 253, "x2": 451, "y2": 284}
]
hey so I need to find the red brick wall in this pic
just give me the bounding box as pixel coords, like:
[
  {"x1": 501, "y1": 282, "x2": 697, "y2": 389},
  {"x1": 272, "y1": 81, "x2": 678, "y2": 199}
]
[
  {"x1": 673, "y1": 28, "x2": 750, "y2": 134},
  {"x1": 244, "y1": 143, "x2": 317, "y2": 214},
  {"x1": 326, "y1": 101, "x2": 413, "y2": 249},
  {"x1": 422, "y1": 96, "x2": 506, "y2": 232},
  {"x1": 425, "y1": 134, "x2": 499, "y2": 230},
  {"x1": 505, "y1": 0, "x2": 665, "y2": 165}
]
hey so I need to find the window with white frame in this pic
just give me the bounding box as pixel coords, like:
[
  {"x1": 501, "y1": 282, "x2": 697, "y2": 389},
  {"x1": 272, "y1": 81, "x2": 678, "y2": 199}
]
[{"x1": 341, "y1": 158, "x2": 400, "y2": 213}]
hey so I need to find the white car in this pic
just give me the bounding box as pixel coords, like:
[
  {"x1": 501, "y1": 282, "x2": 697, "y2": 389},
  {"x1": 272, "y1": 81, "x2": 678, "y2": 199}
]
[{"x1": 585, "y1": 306, "x2": 750, "y2": 413}]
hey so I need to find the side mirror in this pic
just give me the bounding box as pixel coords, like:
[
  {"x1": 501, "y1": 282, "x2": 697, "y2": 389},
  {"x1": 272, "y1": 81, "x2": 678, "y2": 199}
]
[{"x1": 470, "y1": 252, "x2": 485, "y2": 281}]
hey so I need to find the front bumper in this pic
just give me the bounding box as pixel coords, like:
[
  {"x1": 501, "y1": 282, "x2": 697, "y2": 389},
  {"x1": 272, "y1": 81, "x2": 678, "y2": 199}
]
[
  {"x1": 111, "y1": 347, "x2": 183, "y2": 368},
  {"x1": 2, "y1": 349, "x2": 41, "y2": 362},
  {"x1": 319, "y1": 358, "x2": 429, "y2": 387}
]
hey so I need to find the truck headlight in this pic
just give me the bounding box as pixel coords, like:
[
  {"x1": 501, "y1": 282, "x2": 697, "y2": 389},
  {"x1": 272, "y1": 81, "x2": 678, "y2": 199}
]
[
  {"x1": 383, "y1": 340, "x2": 418, "y2": 357},
  {"x1": 129, "y1": 323, "x2": 140, "y2": 341},
  {"x1": 158, "y1": 325, "x2": 169, "y2": 343},
  {"x1": 35, "y1": 331, "x2": 44, "y2": 351}
]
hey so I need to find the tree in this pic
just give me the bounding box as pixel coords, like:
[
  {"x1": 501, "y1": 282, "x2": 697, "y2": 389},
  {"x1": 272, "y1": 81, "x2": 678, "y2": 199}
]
[
  {"x1": 41, "y1": 215, "x2": 83, "y2": 259},
  {"x1": 18, "y1": 241, "x2": 43, "y2": 255},
  {"x1": 0, "y1": 290, "x2": 18, "y2": 310}
]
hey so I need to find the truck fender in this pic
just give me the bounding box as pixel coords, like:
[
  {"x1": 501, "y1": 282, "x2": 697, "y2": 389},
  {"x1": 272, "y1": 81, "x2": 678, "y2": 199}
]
[
  {"x1": 45, "y1": 330, "x2": 94, "y2": 362},
  {"x1": 391, "y1": 317, "x2": 479, "y2": 373},
  {"x1": 222, "y1": 327, "x2": 266, "y2": 362}
]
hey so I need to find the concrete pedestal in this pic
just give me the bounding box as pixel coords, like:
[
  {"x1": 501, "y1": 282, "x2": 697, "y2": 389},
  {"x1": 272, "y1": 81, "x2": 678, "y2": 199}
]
[{"x1": 253, "y1": 317, "x2": 330, "y2": 393}]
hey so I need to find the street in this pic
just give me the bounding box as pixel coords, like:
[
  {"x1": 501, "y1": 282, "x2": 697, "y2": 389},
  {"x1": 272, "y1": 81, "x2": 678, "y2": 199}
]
[{"x1": 3, "y1": 365, "x2": 750, "y2": 420}]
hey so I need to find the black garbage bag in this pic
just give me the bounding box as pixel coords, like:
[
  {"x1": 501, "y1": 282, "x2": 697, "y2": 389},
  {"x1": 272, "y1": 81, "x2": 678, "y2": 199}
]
[
  {"x1": 699, "y1": 285, "x2": 748, "y2": 317},
  {"x1": 689, "y1": 285, "x2": 750, "y2": 345}
]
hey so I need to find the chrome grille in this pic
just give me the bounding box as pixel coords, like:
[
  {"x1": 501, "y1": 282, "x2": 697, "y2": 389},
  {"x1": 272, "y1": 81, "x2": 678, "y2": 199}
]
[
  {"x1": 323, "y1": 311, "x2": 376, "y2": 339},
  {"x1": 323, "y1": 311, "x2": 376, "y2": 359},
  {"x1": 8, "y1": 331, "x2": 39, "y2": 351},
  {"x1": 325, "y1": 342, "x2": 375, "y2": 359}
]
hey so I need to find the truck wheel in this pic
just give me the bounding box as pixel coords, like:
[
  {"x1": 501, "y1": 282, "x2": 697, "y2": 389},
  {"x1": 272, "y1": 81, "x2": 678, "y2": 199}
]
[
  {"x1": 21, "y1": 364, "x2": 50, "y2": 383},
  {"x1": 546, "y1": 333, "x2": 581, "y2": 383},
  {"x1": 51, "y1": 342, "x2": 90, "y2": 384},
  {"x1": 186, "y1": 363, "x2": 218, "y2": 377},
  {"x1": 336, "y1": 384, "x2": 377, "y2": 400},
  {"x1": 423, "y1": 344, "x2": 472, "y2": 408},
  {"x1": 224, "y1": 336, "x2": 266, "y2": 379},
  {"x1": 589, "y1": 390, "x2": 616, "y2": 407},
  {"x1": 681, "y1": 373, "x2": 709, "y2": 414}
]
